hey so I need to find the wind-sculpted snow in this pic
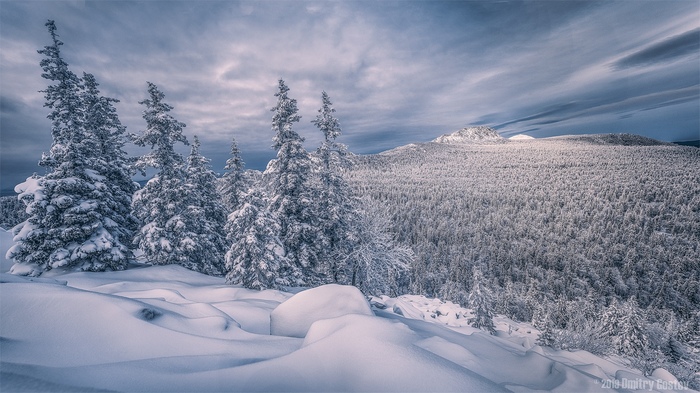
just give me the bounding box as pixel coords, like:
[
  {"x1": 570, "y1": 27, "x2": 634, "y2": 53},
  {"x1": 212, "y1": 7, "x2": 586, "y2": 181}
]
[
  {"x1": 270, "y1": 284, "x2": 372, "y2": 337},
  {"x1": 0, "y1": 263, "x2": 683, "y2": 392}
]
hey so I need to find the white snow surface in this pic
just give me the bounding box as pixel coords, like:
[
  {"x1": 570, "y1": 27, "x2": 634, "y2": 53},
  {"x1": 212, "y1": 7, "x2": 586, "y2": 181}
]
[
  {"x1": 509, "y1": 134, "x2": 535, "y2": 140},
  {"x1": 270, "y1": 283, "x2": 372, "y2": 338},
  {"x1": 0, "y1": 259, "x2": 684, "y2": 392}
]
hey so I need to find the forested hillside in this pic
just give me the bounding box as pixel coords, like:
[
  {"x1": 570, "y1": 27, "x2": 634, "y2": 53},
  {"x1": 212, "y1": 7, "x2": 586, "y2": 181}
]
[{"x1": 348, "y1": 137, "x2": 700, "y2": 372}]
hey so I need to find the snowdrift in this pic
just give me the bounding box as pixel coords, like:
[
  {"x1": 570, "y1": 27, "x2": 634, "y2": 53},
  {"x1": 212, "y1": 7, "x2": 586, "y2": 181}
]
[
  {"x1": 270, "y1": 283, "x2": 372, "y2": 337},
  {"x1": 0, "y1": 264, "x2": 687, "y2": 392}
]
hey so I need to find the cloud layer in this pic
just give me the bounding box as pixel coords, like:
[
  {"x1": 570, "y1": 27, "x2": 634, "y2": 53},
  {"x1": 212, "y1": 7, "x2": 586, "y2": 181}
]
[{"x1": 1, "y1": 0, "x2": 698, "y2": 192}]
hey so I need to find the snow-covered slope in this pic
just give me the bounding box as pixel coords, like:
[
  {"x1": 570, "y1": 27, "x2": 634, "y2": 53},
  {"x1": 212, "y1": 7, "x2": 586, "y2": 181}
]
[
  {"x1": 1, "y1": 264, "x2": 686, "y2": 392},
  {"x1": 509, "y1": 134, "x2": 535, "y2": 140},
  {"x1": 547, "y1": 133, "x2": 669, "y2": 146},
  {"x1": 433, "y1": 126, "x2": 506, "y2": 144}
]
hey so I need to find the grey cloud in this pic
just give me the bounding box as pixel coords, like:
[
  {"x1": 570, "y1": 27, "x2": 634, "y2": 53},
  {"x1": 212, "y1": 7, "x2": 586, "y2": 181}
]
[
  {"x1": 496, "y1": 103, "x2": 580, "y2": 128},
  {"x1": 501, "y1": 85, "x2": 698, "y2": 131},
  {"x1": 615, "y1": 28, "x2": 700, "y2": 70}
]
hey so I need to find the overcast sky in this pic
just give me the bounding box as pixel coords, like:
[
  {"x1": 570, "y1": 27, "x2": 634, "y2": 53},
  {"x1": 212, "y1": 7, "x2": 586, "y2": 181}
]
[{"x1": 1, "y1": 0, "x2": 699, "y2": 194}]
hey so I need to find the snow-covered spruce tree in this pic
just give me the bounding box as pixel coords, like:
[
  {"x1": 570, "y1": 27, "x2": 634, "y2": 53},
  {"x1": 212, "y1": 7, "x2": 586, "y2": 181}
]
[
  {"x1": 536, "y1": 312, "x2": 557, "y2": 348},
  {"x1": 182, "y1": 136, "x2": 227, "y2": 275},
  {"x1": 678, "y1": 312, "x2": 700, "y2": 352},
  {"x1": 224, "y1": 187, "x2": 299, "y2": 289},
  {"x1": 311, "y1": 91, "x2": 358, "y2": 283},
  {"x1": 131, "y1": 82, "x2": 191, "y2": 267},
  {"x1": 264, "y1": 79, "x2": 323, "y2": 285},
  {"x1": 615, "y1": 298, "x2": 650, "y2": 359},
  {"x1": 346, "y1": 197, "x2": 413, "y2": 297},
  {"x1": 8, "y1": 21, "x2": 132, "y2": 275},
  {"x1": 468, "y1": 266, "x2": 497, "y2": 334},
  {"x1": 220, "y1": 137, "x2": 245, "y2": 214},
  {"x1": 600, "y1": 300, "x2": 624, "y2": 340},
  {"x1": 600, "y1": 298, "x2": 650, "y2": 359},
  {"x1": 80, "y1": 72, "x2": 138, "y2": 260}
]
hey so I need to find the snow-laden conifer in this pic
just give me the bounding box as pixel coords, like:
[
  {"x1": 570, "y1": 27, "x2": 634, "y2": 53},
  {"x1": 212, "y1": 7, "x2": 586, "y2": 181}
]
[
  {"x1": 80, "y1": 72, "x2": 138, "y2": 261},
  {"x1": 536, "y1": 312, "x2": 557, "y2": 347},
  {"x1": 264, "y1": 79, "x2": 322, "y2": 284},
  {"x1": 36, "y1": 20, "x2": 84, "y2": 170},
  {"x1": 220, "y1": 137, "x2": 245, "y2": 213},
  {"x1": 600, "y1": 298, "x2": 650, "y2": 359},
  {"x1": 8, "y1": 21, "x2": 133, "y2": 275},
  {"x1": 181, "y1": 136, "x2": 227, "y2": 275},
  {"x1": 224, "y1": 187, "x2": 299, "y2": 289},
  {"x1": 311, "y1": 91, "x2": 358, "y2": 282},
  {"x1": 131, "y1": 82, "x2": 190, "y2": 267},
  {"x1": 600, "y1": 300, "x2": 624, "y2": 339},
  {"x1": 615, "y1": 298, "x2": 649, "y2": 358},
  {"x1": 468, "y1": 266, "x2": 497, "y2": 334}
]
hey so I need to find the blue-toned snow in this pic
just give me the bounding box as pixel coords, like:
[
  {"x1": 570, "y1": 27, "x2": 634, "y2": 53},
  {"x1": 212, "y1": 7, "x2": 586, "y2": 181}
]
[{"x1": 0, "y1": 229, "x2": 683, "y2": 392}]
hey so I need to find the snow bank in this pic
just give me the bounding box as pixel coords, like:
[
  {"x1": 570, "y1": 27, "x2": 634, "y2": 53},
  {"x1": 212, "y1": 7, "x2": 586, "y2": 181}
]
[
  {"x1": 294, "y1": 313, "x2": 508, "y2": 392},
  {"x1": 270, "y1": 284, "x2": 372, "y2": 338},
  {"x1": 0, "y1": 266, "x2": 666, "y2": 392}
]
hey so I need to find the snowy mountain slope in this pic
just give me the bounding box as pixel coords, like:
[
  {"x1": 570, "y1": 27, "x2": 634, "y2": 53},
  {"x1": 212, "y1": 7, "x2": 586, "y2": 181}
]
[
  {"x1": 349, "y1": 137, "x2": 700, "y2": 317},
  {"x1": 1, "y1": 264, "x2": 690, "y2": 392},
  {"x1": 509, "y1": 134, "x2": 535, "y2": 140},
  {"x1": 546, "y1": 133, "x2": 670, "y2": 146},
  {"x1": 433, "y1": 126, "x2": 506, "y2": 144},
  {"x1": 348, "y1": 137, "x2": 700, "y2": 387}
]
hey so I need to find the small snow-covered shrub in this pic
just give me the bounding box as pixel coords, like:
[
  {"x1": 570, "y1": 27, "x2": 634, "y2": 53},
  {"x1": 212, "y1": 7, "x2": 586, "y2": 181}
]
[
  {"x1": 553, "y1": 328, "x2": 610, "y2": 356},
  {"x1": 138, "y1": 308, "x2": 162, "y2": 321}
]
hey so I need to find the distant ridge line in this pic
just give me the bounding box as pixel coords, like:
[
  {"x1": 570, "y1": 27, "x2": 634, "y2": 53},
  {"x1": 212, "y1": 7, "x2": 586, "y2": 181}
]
[{"x1": 673, "y1": 140, "x2": 700, "y2": 148}]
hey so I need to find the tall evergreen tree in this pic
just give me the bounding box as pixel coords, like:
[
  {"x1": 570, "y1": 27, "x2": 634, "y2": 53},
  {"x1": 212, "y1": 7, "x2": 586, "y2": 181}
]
[
  {"x1": 468, "y1": 266, "x2": 497, "y2": 334},
  {"x1": 131, "y1": 82, "x2": 190, "y2": 267},
  {"x1": 224, "y1": 187, "x2": 299, "y2": 290},
  {"x1": 311, "y1": 91, "x2": 357, "y2": 282},
  {"x1": 36, "y1": 20, "x2": 84, "y2": 170},
  {"x1": 8, "y1": 21, "x2": 131, "y2": 275},
  {"x1": 536, "y1": 312, "x2": 557, "y2": 347},
  {"x1": 81, "y1": 72, "x2": 138, "y2": 262},
  {"x1": 181, "y1": 136, "x2": 227, "y2": 275},
  {"x1": 600, "y1": 298, "x2": 649, "y2": 358},
  {"x1": 220, "y1": 137, "x2": 245, "y2": 213},
  {"x1": 615, "y1": 298, "x2": 649, "y2": 358},
  {"x1": 264, "y1": 79, "x2": 321, "y2": 285},
  {"x1": 600, "y1": 300, "x2": 624, "y2": 339}
]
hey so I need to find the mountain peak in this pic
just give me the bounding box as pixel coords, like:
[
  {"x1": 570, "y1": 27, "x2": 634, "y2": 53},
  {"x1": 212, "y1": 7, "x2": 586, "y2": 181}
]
[{"x1": 433, "y1": 126, "x2": 505, "y2": 144}]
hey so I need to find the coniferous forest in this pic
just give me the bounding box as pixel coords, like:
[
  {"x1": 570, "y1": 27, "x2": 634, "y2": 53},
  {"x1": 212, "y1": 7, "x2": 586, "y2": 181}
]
[
  {"x1": 2, "y1": 20, "x2": 699, "y2": 388},
  {"x1": 347, "y1": 138, "x2": 700, "y2": 375},
  {"x1": 5, "y1": 21, "x2": 409, "y2": 295}
]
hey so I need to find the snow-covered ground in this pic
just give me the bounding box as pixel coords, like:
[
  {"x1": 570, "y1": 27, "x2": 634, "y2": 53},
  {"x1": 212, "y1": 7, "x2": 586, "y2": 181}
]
[{"x1": 0, "y1": 230, "x2": 691, "y2": 392}]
